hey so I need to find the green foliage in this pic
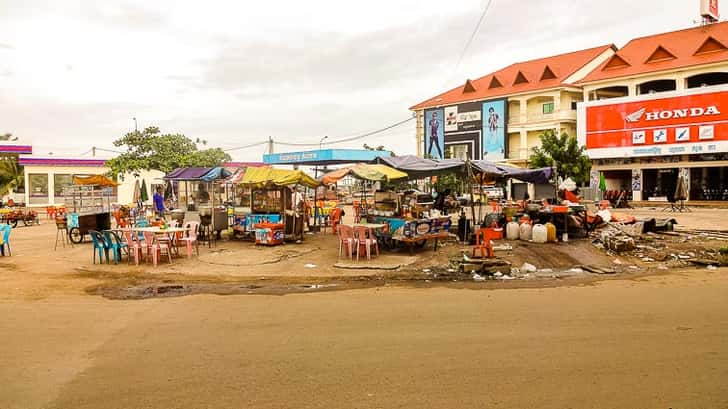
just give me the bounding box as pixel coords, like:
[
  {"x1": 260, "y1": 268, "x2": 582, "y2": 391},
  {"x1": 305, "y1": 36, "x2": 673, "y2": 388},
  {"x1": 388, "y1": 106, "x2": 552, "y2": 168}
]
[
  {"x1": 0, "y1": 133, "x2": 17, "y2": 141},
  {"x1": 363, "y1": 143, "x2": 395, "y2": 157},
  {"x1": 719, "y1": 247, "x2": 728, "y2": 255},
  {"x1": 106, "y1": 127, "x2": 231, "y2": 175},
  {"x1": 529, "y1": 129, "x2": 591, "y2": 185},
  {"x1": 433, "y1": 172, "x2": 465, "y2": 195},
  {"x1": 0, "y1": 159, "x2": 23, "y2": 195}
]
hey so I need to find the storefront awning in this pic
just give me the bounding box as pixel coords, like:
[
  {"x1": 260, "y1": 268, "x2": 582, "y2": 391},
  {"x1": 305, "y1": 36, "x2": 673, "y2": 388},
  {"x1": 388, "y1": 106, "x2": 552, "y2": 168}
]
[
  {"x1": 320, "y1": 164, "x2": 408, "y2": 185},
  {"x1": 240, "y1": 167, "x2": 319, "y2": 189},
  {"x1": 164, "y1": 167, "x2": 232, "y2": 182},
  {"x1": 73, "y1": 174, "x2": 118, "y2": 187}
]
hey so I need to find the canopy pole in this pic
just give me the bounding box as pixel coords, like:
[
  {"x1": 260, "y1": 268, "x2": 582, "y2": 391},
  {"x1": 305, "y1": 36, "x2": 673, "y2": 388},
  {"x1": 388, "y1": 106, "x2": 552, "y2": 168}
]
[{"x1": 466, "y1": 160, "x2": 477, "y2": 230}]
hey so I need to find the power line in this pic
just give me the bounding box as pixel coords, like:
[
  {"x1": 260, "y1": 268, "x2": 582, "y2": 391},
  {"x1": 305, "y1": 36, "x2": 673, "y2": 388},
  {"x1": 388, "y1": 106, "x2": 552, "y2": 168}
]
[
  {"x1": 446, "y1": 0, "x2": 494, "y2": 85},
  {"x1": 274, "y1": 116, "x2": 414, "y2": 147},
  {"x1": 223, "y1": 140, "x2": 269, "y2": 152}
]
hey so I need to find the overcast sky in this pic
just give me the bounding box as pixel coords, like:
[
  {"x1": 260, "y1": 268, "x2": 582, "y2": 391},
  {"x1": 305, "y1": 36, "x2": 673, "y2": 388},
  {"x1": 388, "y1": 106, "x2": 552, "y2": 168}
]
[{"x1": 0, "y1": 0, "x2": 701, "y2": 161}]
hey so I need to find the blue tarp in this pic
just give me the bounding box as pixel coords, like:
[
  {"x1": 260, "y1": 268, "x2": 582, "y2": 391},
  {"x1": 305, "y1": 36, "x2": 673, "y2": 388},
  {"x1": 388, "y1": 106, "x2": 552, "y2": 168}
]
[{"x1": 164, "y1": 167, "x2": 232, "y2": 181}]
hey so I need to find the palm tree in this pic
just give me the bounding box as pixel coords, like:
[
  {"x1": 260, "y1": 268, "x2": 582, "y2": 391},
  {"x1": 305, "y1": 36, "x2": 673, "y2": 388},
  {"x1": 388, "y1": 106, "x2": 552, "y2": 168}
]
[{"x1": 0, "y1": 158, "x2": 23, "y2": 195}]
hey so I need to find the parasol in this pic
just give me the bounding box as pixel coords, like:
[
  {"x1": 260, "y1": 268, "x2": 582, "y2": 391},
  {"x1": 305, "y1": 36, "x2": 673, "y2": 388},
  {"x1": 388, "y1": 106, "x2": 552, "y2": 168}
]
[
  {"x1": 674, "y1": 171, "x2": 689, "y2": 201},
  {"x1": 132, "y1": 179, "x2": 141, "y2": 203},
  {"x1": 140, "y1": 179, "x2": 149, "y2": 202},
  {"x1": 598, "y1": 172, "x2": 607, "y2": 192}
]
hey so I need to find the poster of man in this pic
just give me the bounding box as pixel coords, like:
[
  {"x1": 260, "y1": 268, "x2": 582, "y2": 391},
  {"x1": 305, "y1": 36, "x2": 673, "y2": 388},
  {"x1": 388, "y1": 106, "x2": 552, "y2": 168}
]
[
  {"x1": 424, "y1": 108, "x2": 444, "y2": 159},
  {"x1": 481, "y1": 100, "x2": 506, "y2": 161}
]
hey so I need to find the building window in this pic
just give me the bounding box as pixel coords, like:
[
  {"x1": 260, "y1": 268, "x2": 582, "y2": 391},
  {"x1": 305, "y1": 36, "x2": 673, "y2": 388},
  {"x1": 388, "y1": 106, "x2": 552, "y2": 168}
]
[
  {"x1": 54, "y1": 174, "x2": 74, "y2": 198},
  {"x1": 542, "y1": 102, "x2": 554, "y2": 114},
  {"x1": 571, "y1": 101, "x2": 578, "y2": 110},
  {"x1": 28, "y1": 173, "x2": 49, "y2": 204}
]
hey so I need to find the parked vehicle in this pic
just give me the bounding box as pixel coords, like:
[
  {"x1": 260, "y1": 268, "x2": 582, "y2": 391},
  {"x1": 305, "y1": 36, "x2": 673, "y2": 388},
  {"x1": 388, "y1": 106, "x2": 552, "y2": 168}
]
[{"x1": 0, "y1": 207, "x2": 39, "y2": 228}]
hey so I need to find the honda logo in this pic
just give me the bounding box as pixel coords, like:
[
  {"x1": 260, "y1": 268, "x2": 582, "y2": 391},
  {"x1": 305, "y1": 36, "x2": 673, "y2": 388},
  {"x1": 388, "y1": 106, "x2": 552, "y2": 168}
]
[{"x1": 624, "y1": 105, "x2": 721, "y2": 122}]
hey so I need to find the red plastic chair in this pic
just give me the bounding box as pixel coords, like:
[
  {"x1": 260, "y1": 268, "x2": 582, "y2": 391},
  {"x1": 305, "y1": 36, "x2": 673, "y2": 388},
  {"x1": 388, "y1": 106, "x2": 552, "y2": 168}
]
[
  {"x1": 353, "y1": 226, "x2": 379, "y2": 261},
  {"x1": 329, "y1": 208, "x2": 343, "y2": 234},
  {"x1": 472, "y1": 227, "x2": 503, "y2": 259}
]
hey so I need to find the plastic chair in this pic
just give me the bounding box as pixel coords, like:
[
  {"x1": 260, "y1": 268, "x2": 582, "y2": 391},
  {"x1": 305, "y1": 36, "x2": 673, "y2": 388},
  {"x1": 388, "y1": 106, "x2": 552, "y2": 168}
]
[
  {"x1": 89, "y1": 230, "x2": 109, "y2": 264},
  {"x1": 46, "y1": 206, "x2": 56, "y2": 220},
  {"x1": 0, "y1": 224, "x2": 11, "y2": 256},
  {"x1": 122, "y1": 229, "x2": 144, "y2": 265},
  {"x1": 143, "y1": 231, "x2": 172, "y2": 266},
  {"x1": 179, "y1": 221, "x2": 200, "y2": 258},
  {"x1": 472, "y1": 228, "x2": 503, "y2": 259},
  {"x1": 329, "y1": 208, "x2": 343, "y2": 234},
  {"x1": 103, "y1": 230, "x2": 128, "y2": 264},
  {"x1": 337, "y1": 224, "x2": 357, "y2": 259},
  {"x1": 353, "y1": 226, "x2": 379, "y2": 261}
]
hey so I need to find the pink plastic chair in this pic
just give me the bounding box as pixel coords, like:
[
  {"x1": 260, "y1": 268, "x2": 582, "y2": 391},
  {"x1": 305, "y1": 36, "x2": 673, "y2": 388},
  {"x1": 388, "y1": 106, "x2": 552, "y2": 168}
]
[
  {"x1": 337, "y1": 225, "x2": 357, "y2": 259},
  {"x1": 353, "y1": 226, "x2": 379, "y2": 261},
  {"x1": 143, "y1": 231, "x2": 172, "y2": 266},
  {"x1": 179, "y1": 221, "x2": 199, "y2": 258},
  {"x1": 122, "y1": 229, "x2": 144, "y2": 265}
]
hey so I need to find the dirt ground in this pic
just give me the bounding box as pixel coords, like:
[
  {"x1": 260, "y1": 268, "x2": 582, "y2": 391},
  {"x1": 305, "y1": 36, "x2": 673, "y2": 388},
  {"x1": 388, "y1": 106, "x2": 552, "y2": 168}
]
[{"x1": 1, "y1": 208, "x2": 727, "y2": 408}]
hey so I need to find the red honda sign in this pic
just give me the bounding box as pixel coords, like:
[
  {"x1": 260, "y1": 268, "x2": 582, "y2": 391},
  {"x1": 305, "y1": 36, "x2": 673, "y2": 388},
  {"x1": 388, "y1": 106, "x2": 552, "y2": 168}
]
[{"x1": 585, "y1": 90, "x2": 728, "y2": 149}]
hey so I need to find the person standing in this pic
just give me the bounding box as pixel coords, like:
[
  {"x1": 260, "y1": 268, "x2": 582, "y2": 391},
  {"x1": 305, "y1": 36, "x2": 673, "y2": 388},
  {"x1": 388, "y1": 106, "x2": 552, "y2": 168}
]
[{"x1": 153, "y1": 186, "x2": 166, "y2": 219}]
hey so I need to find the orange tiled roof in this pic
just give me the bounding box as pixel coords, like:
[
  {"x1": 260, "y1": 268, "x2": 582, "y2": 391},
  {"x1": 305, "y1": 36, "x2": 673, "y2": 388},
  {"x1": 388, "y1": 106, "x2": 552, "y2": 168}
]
[
  {"x1": 579, "y1": 21, "x2": 728, "y2": 84},
  {"x1": 409, "y1": 45, "x2": 615, "y2": 110}
]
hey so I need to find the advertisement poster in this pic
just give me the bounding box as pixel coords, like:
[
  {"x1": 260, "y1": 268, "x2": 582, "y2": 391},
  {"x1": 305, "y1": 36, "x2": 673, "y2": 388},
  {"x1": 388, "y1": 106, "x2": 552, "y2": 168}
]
[
  {"x1": 631, "y1": 169, "x2": 641, "y2": 191},
  {"x1": 424, "y1": 108, "x2": 445, "y2": 159},
  {"x1": 482, "y1": 99, "x2": 506, "y2": 160},
  {"x1": 590, "y1": 170, "x2": 599, "y2": 189},
  {"x1": 444, "y1": 106, "x2": 458, "y2": 132}
]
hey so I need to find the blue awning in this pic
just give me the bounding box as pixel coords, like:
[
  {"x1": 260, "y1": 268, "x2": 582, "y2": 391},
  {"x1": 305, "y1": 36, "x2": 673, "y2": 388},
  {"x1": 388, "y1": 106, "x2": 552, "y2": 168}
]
[{"x1": 264, "y1": 149, "x2": 393, "y2": 166}]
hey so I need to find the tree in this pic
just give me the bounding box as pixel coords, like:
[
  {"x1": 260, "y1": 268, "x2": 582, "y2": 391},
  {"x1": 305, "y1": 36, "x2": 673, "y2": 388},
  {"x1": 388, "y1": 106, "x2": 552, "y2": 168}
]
[
  {"x1": 0, "y1": 158, "x2": 23, "y2": 195},
  {"x1": 106, "y1": 127, "x2": 232, "y2": 175},
  {"x1": 0, "y1": 133, "x2": 18, "y2": 141},
  {"x1": 529, "y1": 129, "x2": 591, "y2": 185}
]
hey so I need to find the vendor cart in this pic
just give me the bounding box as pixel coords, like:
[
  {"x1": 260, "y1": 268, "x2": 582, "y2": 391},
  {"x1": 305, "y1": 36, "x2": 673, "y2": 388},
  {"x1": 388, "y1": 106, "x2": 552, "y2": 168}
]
[
  {"x1": 63, "y1": 177, "x2": 115, "y2": 244},
  {"x1": 0, "y1": 207, "x2": 39, "y2": 228}
]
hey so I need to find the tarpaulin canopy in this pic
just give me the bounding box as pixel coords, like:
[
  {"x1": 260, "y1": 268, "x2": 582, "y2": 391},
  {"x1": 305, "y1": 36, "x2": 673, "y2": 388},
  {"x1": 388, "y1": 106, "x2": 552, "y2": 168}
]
[
  {"x1": 164, "y1": 167, "x2": 232, "y2": 182},
  {"x1": 240, "y1": 167, "x2": 319, "y2": 189},
  {"x1": 372, "y1": 155, "x2": 467, "y2": 178},
  {"x1": 471, "y1": 161, "x2": 554, "y2": 184},
  {"x1": 320, "y1": 163, "x2": 407, "y2": 185},
  {"x1": 73, "y1": 175, "x2": 118, "y2": 187}
]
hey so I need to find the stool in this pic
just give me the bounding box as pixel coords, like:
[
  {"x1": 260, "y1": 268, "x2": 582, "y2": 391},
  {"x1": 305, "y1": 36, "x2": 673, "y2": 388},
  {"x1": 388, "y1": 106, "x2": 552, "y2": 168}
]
[
  {"x1": 472, "y1": 227, "x2": 502, "y2": 259},
  {"x1": 54, "y1": 220, "x2": 71, "y2": 250}
]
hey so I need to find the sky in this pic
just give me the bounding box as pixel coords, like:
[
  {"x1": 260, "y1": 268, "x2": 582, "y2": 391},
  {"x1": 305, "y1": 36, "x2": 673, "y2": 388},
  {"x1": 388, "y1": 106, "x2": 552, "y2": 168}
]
[{"x1": 0, "y1": 0, "x2": 702, "y2": 161}]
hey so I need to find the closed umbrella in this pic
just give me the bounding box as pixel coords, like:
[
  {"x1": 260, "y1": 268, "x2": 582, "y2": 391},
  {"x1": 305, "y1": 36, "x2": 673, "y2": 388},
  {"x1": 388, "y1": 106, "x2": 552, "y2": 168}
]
[
  {"x1": 140, "y1": 179, "x2": 149, "y2": 202},
  {"x1": 164, "y1": 181, "x2": 174, "y2": 201},
  {"x1": 598, "y1": 172, "x2": 607, "y2": 192},
  {"x1": 674, "y1": 172, "x2": 688, "y2": 201},
  {"x1": 132, "y1": 179, "x2": 141, "y2": 204}
]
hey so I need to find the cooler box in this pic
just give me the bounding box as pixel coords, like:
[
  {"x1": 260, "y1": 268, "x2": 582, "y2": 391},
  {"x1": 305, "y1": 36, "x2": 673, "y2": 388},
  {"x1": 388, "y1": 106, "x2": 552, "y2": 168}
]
[{"x1": 254, "y1": 222, "x2": 285, "y2": 246}]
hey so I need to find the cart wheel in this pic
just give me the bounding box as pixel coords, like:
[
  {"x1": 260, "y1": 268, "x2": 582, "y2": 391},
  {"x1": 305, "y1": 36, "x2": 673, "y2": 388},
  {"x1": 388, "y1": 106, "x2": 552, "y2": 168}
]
[
  {"x1": 69, "y1": 227, "x2": 84, "y2": 244},
  {"x1": 414, "y1": 239, "x2": 427, "y2": 249},
  {"x1": 9, "y1": 219, "x2": 18, "y2": 228},
  {"x1": 23, "y1": 217, "x2": 33, "y2": 226}
]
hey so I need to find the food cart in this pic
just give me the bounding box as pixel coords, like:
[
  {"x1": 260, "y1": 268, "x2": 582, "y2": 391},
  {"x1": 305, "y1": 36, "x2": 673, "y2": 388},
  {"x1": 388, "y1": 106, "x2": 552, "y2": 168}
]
[
  {"x1": 63, "y1": 175, "x2": 116, "y2": 243},
  {"x1": 0, "y1": 207, "x2": 38, "y2": 228},
  {"x1": 236, "y1": 167, "x2": 319, "y2": 244}
]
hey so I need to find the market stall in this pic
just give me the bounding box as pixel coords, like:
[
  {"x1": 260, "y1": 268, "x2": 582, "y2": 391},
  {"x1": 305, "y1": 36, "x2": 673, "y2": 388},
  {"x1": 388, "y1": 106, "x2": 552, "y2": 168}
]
[
  {"x1": 236, "y1": 167, "x2": 319, "y2": 244},
  {"x1": 163, "y1": 167, "x2": 232, "y2": 238},
  {"x1": 63, "y1": 175, "x2": 116, "y2": 243}
]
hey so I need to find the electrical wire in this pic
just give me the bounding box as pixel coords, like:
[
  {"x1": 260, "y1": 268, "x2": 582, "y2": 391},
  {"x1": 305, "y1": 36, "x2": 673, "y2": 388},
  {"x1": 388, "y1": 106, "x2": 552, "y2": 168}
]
[
  {"x1": 274, "y1": 116, "x2": 414, "y2": 147},
  {"x1": 223, "y1": 140, "x2": 269, "y2": 152},
  {"x1": 446, "y1": 0, "x2": 494, "y2": 85}
]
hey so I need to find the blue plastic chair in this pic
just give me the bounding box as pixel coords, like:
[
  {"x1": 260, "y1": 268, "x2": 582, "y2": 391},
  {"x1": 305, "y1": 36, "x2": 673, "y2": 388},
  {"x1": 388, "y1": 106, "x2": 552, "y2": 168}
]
[
  {"x1": 134, "y1": 220, "x2": 149, "y2": 240},
  {"x1": 89, "y1": 230, "x2": 109, "y2": 264},
  {"x1": 103, "y1": 230, "x2": 128, "y2": 264},
  {"x1": 0, "y1": 224, "x2": 11, "y2": 256}
]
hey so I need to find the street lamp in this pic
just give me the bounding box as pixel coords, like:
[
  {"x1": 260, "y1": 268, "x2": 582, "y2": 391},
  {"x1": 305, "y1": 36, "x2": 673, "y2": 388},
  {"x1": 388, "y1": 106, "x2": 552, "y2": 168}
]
[
  {"x1": 319, "y1": 135, "x2": 328, "y2": 150},
  {"x1": 133, "y1": 117, "x2": 138, "y2": 132}
]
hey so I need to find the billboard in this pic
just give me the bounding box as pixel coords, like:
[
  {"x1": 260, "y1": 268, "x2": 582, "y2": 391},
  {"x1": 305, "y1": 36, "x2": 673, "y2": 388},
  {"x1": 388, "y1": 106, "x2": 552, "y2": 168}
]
[
  {"x1": 424, "y1": 108, "x2": 445, "y2": 159},
  {"x1": 481, "y1": 99, "x2": 507, "y2": 161},
  {"x1": 579, "y1": 87, "x2": 728, "y2": 158},
  {"x1": 701, "y1": 0, "x2": 719, "y2": 20}
]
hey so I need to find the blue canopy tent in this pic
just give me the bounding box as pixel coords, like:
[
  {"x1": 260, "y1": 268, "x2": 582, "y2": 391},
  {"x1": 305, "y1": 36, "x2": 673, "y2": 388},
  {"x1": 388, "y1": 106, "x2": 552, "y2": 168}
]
[{"x1": 164, "y1": 167, "x2": 233, "y2": 234}]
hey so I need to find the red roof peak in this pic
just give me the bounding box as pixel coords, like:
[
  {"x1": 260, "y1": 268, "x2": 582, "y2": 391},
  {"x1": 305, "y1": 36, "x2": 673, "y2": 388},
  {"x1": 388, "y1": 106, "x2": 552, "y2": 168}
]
[
  {"x1": 695, "y1": 35, "x2": 728, "y2": 55},
  {"x1": 540, "y1": 65, "x2": 557, "y2": 81},
  {"x1": 463, "y1": 79, "x2": 477, "y2": 93},
  {"x1": 645, "y1": 45, "x2": 677, "y2": 63},
  {"x1": 513, "y1": 71, "x2": 529, "y2": 85},
  {"x1": 602, "y1": 54, "x2": 631, "y2": 70},
  {"x1": 488, "y1": 76, "x2": 503, "y2": 89}
]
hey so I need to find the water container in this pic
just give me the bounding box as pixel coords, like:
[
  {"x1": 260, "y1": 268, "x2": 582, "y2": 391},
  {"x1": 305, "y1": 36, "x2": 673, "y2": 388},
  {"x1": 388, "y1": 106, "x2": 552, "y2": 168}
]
[
  {"x1": 532, "y1": 224, "x2": 547, "y2": 243},
  {"x1": 545, "y1": 222, "x2": 557, "y2": 242},
  {"x1": 506, "y1": 222, "x2": 520, "y2": 240},
  {"x1": 519, "y1": 223, "x2": 532, "y2": 241}
]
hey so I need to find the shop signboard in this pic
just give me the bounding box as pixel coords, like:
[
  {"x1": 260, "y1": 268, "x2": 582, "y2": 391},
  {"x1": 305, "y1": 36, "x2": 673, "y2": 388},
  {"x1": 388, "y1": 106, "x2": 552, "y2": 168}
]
[
  {"x1": 701, "y1": 0, "x2": 719, "y2": 21},
  {"x1": 482, "y1": 99, "x2": 507, "y2": 161},
  {"x1": 578, "y1": 86, "x2": 728, "y2": 159}
]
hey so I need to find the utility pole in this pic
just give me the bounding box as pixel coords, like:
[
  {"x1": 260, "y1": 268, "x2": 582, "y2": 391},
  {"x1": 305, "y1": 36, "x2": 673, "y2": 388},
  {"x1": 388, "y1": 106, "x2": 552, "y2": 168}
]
[
  {"x1": 268, "y1": 136, "x2": 274, "y2": 154},
  {"x1": 92, "y1": 146, "x2": 96, "y2": 157}
]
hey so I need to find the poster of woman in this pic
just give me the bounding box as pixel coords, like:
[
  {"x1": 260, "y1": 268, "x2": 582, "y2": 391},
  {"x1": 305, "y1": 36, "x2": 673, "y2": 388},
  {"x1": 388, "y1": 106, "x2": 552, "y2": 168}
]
[
  {"x1": 424, "y1": 108, "x2": 444, "y2": 159},
  {"x1": 481, "y1": 100, "x2": 506, "y2": 161}
]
